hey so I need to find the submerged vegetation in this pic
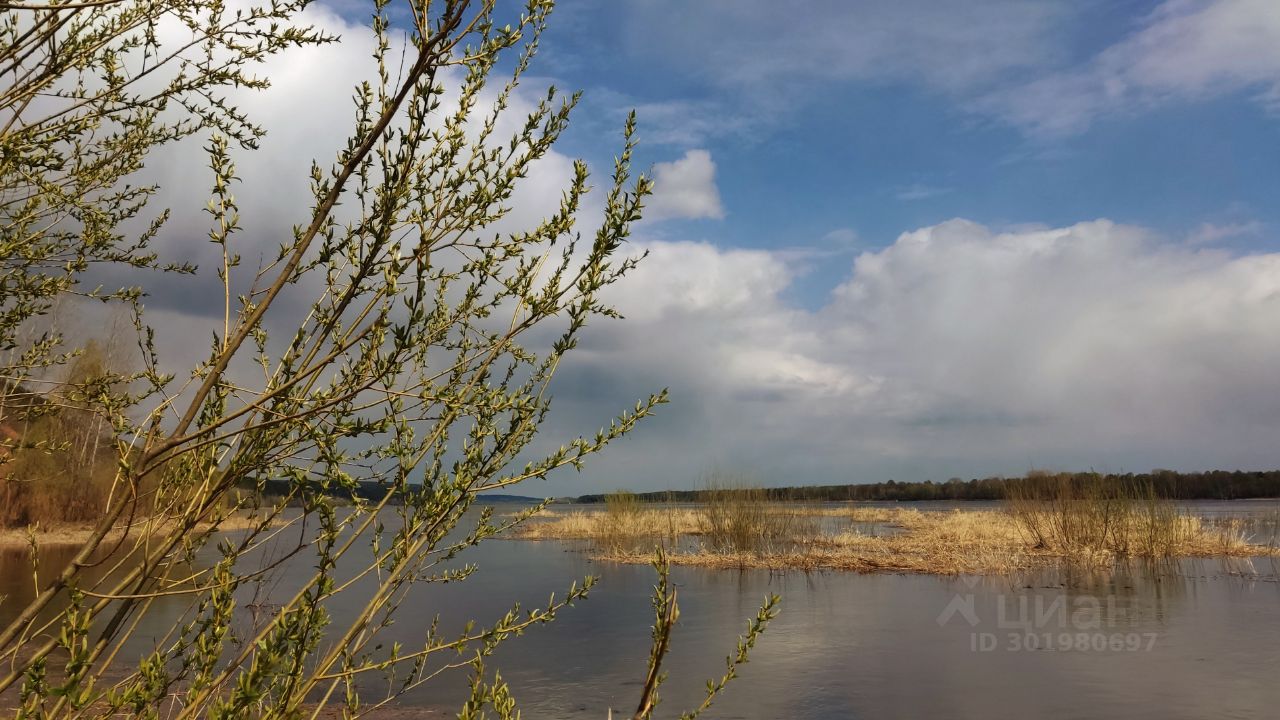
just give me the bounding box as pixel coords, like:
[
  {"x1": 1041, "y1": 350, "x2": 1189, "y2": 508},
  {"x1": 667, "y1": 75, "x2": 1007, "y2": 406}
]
[{"x1": 517, "y1": 484, "x2": 1277, "y2": 574}]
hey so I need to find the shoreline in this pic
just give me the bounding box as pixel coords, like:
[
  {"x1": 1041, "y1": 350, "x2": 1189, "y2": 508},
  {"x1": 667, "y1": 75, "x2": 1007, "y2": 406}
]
[{"x1": 0, "y1": 513, "x2": 275, "y2": 551}]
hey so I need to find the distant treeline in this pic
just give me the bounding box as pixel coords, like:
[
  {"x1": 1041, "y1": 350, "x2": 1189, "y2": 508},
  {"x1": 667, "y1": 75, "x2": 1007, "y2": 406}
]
[
  {"x1": 250, "y1": 478, "x2": 541, "y2": 505},
  {"x1": 250, "y1": 477, "x2": 391, "y2": 504},
  {"x1": 576, "y1": 470, "x2": 1280, "y2": 504}
]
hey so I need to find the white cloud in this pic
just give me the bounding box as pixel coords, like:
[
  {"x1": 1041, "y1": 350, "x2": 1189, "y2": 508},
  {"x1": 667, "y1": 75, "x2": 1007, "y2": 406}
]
[
  {"x1": 628, "y1": 0, "x2": 1063, "y2": 96},
  {"x1": 1186, "y1": 220, "x2": 1264, "y2": 245},
  {"x1": 643, "y1": 150, "x2": 725, "y2": 221},
  {"x1": 774, "y1": 228, "x2": 862, "y2": 262},
  {"x1": 627, "y1": 98, "x2": 755, "y2": 148},
  {"x1": 603, "y1": 240, "x2": 789, "y2": 322},
  {"x1": 614, "y1": 0, "x2": 1280, "y2": 140},
  {"x1": 822, "y1": 228, "x2": 860, "y2": 247},
  {"x1": 979, "y1": 0, "x2": 1280, "y2": 135},
  {"x1": 94, "y1": 0, "x2": 610, "y2": 408},
  {"x1": 546, "y1": 218, "x2": 1280, "y2": 492},
  {"x1": 605, "y1": 0, "x2": 1070, "y2": 144},
  {"x1": 895, "y1": 184, "x2": 953, "y2": 201}
]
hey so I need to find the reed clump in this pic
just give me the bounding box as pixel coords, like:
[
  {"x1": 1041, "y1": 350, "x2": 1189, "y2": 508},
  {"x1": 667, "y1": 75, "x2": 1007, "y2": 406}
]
[
  {"x1": 517, "y1": 487, "x2": 826, "y2": 558},
  {"x1": 649, "y1": 508, "x2": 1036, "y2": 573},
  {"x1": 700, "y1": 485, "x2": 815, "y2": 554},
  {"x1": 518, "y1": 498, "x2": 705, "y2": 551},
  {"x1": 1005, "y1": 473, "x2": 1250, "y2": 558},
  {"x1": 598, "y1": 490, "x2": 667, "y2": 552}
]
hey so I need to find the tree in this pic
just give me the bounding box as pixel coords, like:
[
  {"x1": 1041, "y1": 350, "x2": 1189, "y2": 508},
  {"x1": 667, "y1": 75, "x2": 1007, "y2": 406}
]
[
  {"x1": 0, "y1": 0, "x2": 774, "y2": 717},
  {"x1": 1, "y1": 0, "x2": 326, "y2": 384}
]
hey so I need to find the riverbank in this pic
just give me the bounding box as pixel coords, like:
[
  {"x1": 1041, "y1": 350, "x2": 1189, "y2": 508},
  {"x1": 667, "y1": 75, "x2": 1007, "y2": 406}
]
[
  {"x1": 0, "y1": 513, "x2": 274, "y2": 550},
  {"x1": 514, "y1": 505, "x2": 1279, "y2": 574}
]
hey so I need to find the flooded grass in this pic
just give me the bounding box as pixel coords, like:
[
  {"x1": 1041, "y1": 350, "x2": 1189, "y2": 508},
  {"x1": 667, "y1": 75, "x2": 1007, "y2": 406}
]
[{"x1": 514, "y1": 499, "x2": 1277, "y2": 574}]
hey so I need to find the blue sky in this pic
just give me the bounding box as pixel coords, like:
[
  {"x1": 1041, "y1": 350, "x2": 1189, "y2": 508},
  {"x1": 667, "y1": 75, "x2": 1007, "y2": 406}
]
[
  {"x1": 142, "y1": 0, "x2": 1280, "y2": 493},
  {"x1": 528, "y1": 1, "x2": 1280, "y2": 295}
]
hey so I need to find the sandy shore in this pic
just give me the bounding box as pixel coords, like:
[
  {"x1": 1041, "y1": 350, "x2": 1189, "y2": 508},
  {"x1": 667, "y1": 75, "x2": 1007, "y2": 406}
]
[{"x1": 0, "y1": 513, "x2": 276, "y2": 551}]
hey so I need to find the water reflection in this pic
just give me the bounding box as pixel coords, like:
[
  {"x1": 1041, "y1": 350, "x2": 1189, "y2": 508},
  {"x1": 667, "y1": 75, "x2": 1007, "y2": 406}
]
[{"x1": 2, "y1": 501, "x2": 1279, "y2": 718}]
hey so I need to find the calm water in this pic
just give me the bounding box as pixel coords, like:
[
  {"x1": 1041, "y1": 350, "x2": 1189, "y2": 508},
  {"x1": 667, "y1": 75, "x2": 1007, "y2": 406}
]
[{"x1": 2, "y1": 501, "x2": 1279, "y2": 719}]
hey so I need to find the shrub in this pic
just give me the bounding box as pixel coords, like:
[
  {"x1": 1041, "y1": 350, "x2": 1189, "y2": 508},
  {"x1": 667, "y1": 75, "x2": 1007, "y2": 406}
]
[
  {"x1": 1006, "y1": 472, "x2": 1213, "y2": 557},
  {"x1": 699, "y1": 473, "x2": 811, "y2": 554}
]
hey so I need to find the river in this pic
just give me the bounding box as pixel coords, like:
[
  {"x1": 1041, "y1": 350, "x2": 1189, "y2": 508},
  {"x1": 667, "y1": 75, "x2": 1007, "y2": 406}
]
[{"x1": 2, "y1": 500, "x2": 1278, "y2": 719}]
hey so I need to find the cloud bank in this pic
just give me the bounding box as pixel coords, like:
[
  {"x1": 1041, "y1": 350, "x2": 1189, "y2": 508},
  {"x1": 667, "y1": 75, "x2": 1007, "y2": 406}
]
[{"x1": 546, "y1": 219, "x2": 1280, "y2": 492}]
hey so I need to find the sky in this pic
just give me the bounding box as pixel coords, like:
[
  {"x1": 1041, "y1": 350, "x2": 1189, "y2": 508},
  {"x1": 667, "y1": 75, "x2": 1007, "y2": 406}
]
[{"x1": 124, "y1": 0, "x2": 1280, "y2": 494}]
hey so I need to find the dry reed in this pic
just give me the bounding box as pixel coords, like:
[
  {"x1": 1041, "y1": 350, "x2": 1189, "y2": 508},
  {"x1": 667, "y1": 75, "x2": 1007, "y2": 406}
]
[{"x1": 514, "y1": 499, "x2": 1276, "y2": 574}]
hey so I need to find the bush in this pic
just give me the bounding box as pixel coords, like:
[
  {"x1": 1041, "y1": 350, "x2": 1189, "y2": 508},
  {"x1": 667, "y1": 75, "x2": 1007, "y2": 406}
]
[
  {"x1": 1006, "y1": 472, "x2": 1201, "y2": 556},
  {"x1": 699, "y1": 473, "x2": 810, "y2": 554}
]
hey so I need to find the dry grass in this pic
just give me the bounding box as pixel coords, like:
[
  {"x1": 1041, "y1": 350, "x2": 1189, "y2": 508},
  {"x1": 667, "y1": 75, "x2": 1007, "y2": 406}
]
[
  {"x1": 516, "y1": 496, "x2": 831, "y2": 552},
  {"x1": 514, "y1": 503, "x2": 1276, "y2": 575},
  {"x1": 846, "y1": 507, "x2": 915, "y2": 524},
  {"x1": 594, "y1": 491, "x2": 696, "y2": 552},
  {"x1": 516, "y1": 507, "x2": 705, "y2": 544},
  {"x1": 0, "y1": 446, "x2": 120, "y2": 528},
  {"x1": 0, "y1": 343, "x2": 133, "y2": 529},
  {"x1": 700, "y1": 486, "x2": 816, "y2": 553}
]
